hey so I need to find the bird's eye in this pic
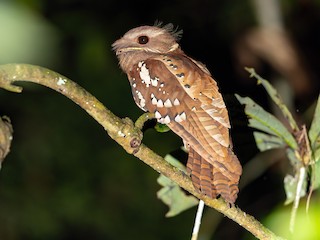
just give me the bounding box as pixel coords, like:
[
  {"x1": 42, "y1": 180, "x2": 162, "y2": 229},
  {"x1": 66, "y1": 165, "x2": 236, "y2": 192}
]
[{"x1": 138, "y1": 35, "x2": 149, "y2": 44}]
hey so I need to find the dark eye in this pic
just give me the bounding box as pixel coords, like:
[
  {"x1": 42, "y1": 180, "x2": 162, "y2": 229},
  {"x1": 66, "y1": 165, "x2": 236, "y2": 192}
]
[{"x1": 138, "y1": 35, "x2": 149, "y2": 44}]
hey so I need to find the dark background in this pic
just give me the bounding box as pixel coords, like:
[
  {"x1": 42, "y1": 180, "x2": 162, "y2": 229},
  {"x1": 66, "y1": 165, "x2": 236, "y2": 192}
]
[{"x1": 0, "y1": 0, "x2": 319, "y2": 239}]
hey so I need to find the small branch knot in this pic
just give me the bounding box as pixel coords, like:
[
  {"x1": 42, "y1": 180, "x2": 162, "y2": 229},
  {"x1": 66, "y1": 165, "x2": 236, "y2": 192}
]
[
  {"x1": 114, "y1": 117, "x2": 143, "y2": 154},
  {"x1": 130, "y1": 137, "x2": 141, "y2": 148}
]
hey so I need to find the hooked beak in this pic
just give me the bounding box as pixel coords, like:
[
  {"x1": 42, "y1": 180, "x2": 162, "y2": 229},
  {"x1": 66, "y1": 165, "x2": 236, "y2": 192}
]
[
  {"x1": 115, "y1": 47, "x2": 144, "y2": 56},
  {"x1": 112, "y1": 39, "x2": 143, "y2": 56}
]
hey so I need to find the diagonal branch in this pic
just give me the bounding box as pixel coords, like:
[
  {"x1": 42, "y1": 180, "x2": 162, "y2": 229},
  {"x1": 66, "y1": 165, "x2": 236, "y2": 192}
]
[{"x1": 0, "y1": 64, "x2": 285, "y2": 240}]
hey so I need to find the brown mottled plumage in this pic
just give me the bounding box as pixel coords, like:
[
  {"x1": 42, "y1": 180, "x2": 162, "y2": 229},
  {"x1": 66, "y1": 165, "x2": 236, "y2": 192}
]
[{"x1": 112, "y1": 24, "x2": 242, "y2": 203}]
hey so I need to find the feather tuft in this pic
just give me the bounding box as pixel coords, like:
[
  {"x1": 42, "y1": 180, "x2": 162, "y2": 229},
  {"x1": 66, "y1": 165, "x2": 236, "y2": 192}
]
[{"x1": 153, "y1": 21, "x2": 183, "y2": 41}]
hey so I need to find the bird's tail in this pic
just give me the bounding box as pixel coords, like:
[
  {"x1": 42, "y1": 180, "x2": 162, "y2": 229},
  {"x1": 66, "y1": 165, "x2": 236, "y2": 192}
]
[{"x1": 187, "y1": 148, "x2": 241, "y2": 203}]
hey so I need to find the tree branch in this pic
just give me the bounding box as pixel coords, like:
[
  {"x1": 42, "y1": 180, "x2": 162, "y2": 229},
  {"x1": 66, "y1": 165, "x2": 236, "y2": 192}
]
[
  {"x1": 0, "y1": 64, "x2": 285, "y2": 240},
  {"x1": 0, "y1": 116, "x2": 13, "y2": 167}
]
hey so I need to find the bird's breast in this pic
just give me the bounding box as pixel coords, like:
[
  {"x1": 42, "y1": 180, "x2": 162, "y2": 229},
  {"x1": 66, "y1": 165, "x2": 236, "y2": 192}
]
[{"x1": 128, "y1": 59, "x2": 191, "y2": 125}]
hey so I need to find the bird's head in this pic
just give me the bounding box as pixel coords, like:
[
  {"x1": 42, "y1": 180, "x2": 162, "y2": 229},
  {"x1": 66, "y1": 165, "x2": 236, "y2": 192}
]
[{"x1": 112, "y1": 24, "x2": 183, "y2": 71}]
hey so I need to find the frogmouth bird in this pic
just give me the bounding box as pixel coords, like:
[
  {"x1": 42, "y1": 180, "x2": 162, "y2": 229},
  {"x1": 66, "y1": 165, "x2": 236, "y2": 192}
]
[{"x1": 112, "y1": 24, "x2": 242, "y2": 203}]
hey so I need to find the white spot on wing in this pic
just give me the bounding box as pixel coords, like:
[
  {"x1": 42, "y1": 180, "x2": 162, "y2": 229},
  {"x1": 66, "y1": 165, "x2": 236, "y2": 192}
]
[
  {"x1": 152, "y1": 97, "x2": 158, "y2": 105},
  {"x1": 151, "y1": 79, "x2": 158, "y2": 87},
  {"x1": 139, "y1": 62, "x2": 151, "y2": 87},
  {"x1": 174, "y1": 114, "x2": 183, "y2": 123},
  {"x1": 163, "y1": 115, "x2": 171, "y2": 124},
  {"x1": 155, "y1": 111, "x2": 162, "y2": 119},
  {"x1": 136, "y1": 91, "x2": 146, "y2": 108},
  {"x1": 164, "y1": 99, "x2": 172, "y2": 107},
  {"x1": 180, "y1": 112, "x2": 186, "y2": 120},
  {"x1": 157, "y1": 99, "x2": 164, "y2": 107},
  {"x1": 173, "y1": 98, "x2": 180, "y2": 106}
]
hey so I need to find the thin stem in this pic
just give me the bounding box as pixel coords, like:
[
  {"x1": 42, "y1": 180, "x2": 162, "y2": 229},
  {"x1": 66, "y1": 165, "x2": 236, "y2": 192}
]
[
  {"x1": 0, "y1": 64, "x2": 286, "y2": 240},
  {"x1": 290, "y1": 167, "x2": 306, "y2": 233},
  {"x1": 135, "y1": 112, "x2": 155, "y2": 130},
  {"x1": 191, "y1": 200, "x2": 205, "y2": 240}
]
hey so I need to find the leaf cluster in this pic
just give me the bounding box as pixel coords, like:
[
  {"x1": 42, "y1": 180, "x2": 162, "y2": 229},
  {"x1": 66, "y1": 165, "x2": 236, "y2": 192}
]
[{"x1": 236, "y1": 68, "x2": 320, "y2": 231}]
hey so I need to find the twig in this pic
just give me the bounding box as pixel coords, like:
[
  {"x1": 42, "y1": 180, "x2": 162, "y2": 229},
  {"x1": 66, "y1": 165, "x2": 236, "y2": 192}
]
[
  {"x1": 191, "y1": 200, "x2": 205, "y2": 240},
  {"x1": 0, "y1": 64, "x2": 286, "y2": 240},
  {"x1": 289, "y1": 167, "x2": 306, "y2": 233},
  {"x1": 0, "y1": 116, "x2": 13, "y2": 167}
]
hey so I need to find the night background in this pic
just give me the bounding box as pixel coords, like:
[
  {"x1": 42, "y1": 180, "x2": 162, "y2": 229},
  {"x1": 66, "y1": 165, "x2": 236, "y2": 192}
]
[{"x1": 0, "y1": 0, "x2": 320, "y2": 239}]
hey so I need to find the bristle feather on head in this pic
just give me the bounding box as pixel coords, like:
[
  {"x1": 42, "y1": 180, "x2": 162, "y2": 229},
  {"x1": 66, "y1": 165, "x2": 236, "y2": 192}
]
[{"x1": 153, "y1": 21, "x2": 183, "y2": 41}]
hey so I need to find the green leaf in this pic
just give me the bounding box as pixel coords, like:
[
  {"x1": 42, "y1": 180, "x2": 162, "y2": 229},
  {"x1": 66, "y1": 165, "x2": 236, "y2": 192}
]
[
  {"x1": 164, "y1": 154, "x2": 187, "y2": 171},
  {"x1": 235, "y1": 94, "x2": 298, "y2": 150},
  {"x1": 314, "y1": 148, "x2": 320, "y2": 163},
  {"x1": 154, "y1": 123, "x2": 171, "y2": 133},
  {"x1": 157, "y1": 154, "x2": 198, "y2": 217},
  {"x1": 157, "y1": 175, "x2": 198, "y2": 217},
  {"x1": 311, "y1": 160, "x2": 320, "y2": 190},
  {"x1": 246, "y1": 67, "x2": 299, "y2": 131},
  {"x1": 253, "y1": 131, "x2": 285, "y2": 151},
  {"x1": 309, "y1": 95, "x2": 320, "y2": 157}
]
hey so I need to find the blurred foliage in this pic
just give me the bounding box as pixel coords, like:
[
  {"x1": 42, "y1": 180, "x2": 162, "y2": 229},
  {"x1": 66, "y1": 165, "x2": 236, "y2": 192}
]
[
  {"x1": 0, "y1": 0, "x2": 319, "y2": 239},
  {"x1": 263, "y1": 200, "x2": 320, "y2": 240},
  {"x1": 0, "y1": 1, "x2": 59, "y2": 66},
  {"x1": 237, "y1": 69, "x2": 320, "y2": 232},
  {"x1": 157, "y1": 154, "x2": 198, "y2": 217}
]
